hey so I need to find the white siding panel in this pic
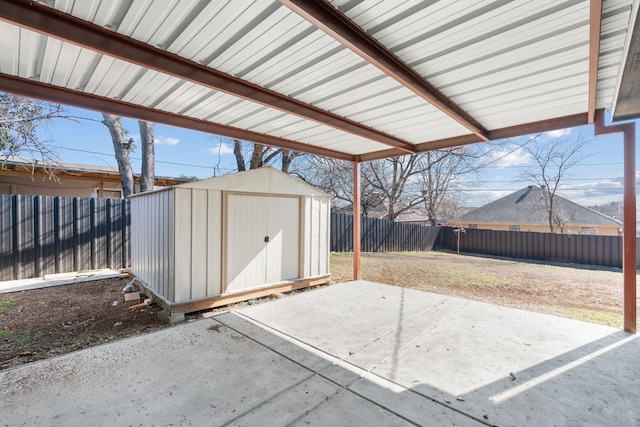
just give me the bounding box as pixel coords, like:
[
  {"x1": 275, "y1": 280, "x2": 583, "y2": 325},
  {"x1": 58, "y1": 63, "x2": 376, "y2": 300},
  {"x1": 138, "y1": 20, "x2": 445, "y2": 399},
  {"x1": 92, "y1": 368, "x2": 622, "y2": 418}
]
[
  {"x1": 265, "y1": 196, "x2": 300, "y2": 283},
  {"x1": 130, "y1": 189, "x2": 175, "y2": 302},
  {"x1": 300, "y1": 196, "x2": 330, "y2": 278},
  {"x1": 167, "y1": 190, "x2": 176, "y2": 302},
  {"x1": 174, "y1": 188, "x2": 192, "y2": 302},
  {"x1": 309, "y1": 197, "x2": 320, "y2": 277},
  {"x1": 301, "y1": 197, "x2": 312, "y2": 278},
  {"x1": 226, "y1": 194, "x2": 268, "y2": 293},
  {"x1": 207, "y1": 190, "x2": 222, "y2": 296},
  {"x1": 190, "y1": 189, "x2": 208, "y2": 299},
  {"x1": 319, "y1": 198, "x2": 330, "y2": 276}
]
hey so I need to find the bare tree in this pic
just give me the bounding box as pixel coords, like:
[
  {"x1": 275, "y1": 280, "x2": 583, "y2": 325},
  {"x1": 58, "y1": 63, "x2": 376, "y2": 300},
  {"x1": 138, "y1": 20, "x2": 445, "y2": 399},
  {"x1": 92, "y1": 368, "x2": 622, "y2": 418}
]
[
  {"x1": 437, "y1": 194, "x2": 466, "y2": 225},
  {"x1": 300, "y1": 157, "x2": 384, "y2": 215},
  {"x1": 418, "y1": 147, "x2": 478, "y2": 225},
  {"x1": 365, "y1": 155, "x2": 424, "y2": 220},
  {"x1": 102, "y1": 114, "x2": 135, "y2": 198},
  {"x1": 231, "y1": 139, "x2": 302, "y2": 173},
  {"x1": 520, "y1": 134, "x2": 591, "y2": 233},
  {"x1": 232, "y1": 139, "x2": 246, "y2": 171},
  {"x1": 301, "y1": 148, "x2": 481, "y2": 220},
  {"x1": 138, "y1": 120, "x2": 155, "y2": 192},
  {"x1": 0, "y1": 93, "x2": 74, "y2": 178},
  {"x1": 102, "y1": 114, "x2": 156, "y2": 198}
]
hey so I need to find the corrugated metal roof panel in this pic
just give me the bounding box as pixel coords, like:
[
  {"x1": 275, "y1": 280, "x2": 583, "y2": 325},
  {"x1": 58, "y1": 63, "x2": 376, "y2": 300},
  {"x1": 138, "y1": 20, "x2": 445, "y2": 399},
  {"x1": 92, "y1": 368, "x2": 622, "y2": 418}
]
[{"x1": 0, "y1": 0, "x2": 636, "y2": 159}]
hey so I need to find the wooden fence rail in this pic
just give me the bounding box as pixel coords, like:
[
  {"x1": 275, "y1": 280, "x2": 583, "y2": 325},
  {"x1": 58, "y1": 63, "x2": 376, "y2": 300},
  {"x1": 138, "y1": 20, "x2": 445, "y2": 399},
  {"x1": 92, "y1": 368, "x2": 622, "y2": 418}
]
[{"x1": 0, "y1": 195, "x2": 130, "y2": 281}]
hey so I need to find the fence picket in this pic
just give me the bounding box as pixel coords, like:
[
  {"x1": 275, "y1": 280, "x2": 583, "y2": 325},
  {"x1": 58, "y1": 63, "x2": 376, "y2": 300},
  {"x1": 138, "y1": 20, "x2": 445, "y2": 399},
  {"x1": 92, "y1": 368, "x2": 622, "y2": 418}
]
[{"x1": 0, "y1": 195, "x2": 129, "y2": 280}]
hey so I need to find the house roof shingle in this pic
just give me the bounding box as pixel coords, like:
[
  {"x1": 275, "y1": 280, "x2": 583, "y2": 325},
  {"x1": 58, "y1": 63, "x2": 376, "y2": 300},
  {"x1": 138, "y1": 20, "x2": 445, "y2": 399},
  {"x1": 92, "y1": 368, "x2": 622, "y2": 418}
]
[{"x1": 459, "y1": 186, "x2": 622, "y2": 226}]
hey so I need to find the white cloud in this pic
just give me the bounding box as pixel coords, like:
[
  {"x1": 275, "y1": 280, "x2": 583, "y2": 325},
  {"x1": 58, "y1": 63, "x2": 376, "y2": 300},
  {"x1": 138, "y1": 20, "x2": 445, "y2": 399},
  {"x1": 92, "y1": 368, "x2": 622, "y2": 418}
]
[
  {"x1": 208, "y1": 143, "x2": 234, "y2": 156},
  {"x1": 486, "y1": 146, "x2": 532, "y2": 168},
  {"x1": 155, "y1": 136, "x2": 180, "y2": 145},
  {"x1": 459, "y1": 190, "x2": 512, "y2": 208},
  {"x1": 543, "y1": 128, "x2": 572, "y2": 138}
]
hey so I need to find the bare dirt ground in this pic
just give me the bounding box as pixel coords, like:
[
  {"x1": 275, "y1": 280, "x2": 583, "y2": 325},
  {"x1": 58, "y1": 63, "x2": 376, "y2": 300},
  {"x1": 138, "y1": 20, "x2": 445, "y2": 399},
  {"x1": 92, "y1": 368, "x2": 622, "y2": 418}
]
[
  {"x1": 1, "y1": 251, "x2": 634, "y2": 371},
  {"x1": 332, "y1": 251, "x2": 632, "y2": 328},
  {"x1": 0, "y1": 277, "x2": 168, "y2": 371}
]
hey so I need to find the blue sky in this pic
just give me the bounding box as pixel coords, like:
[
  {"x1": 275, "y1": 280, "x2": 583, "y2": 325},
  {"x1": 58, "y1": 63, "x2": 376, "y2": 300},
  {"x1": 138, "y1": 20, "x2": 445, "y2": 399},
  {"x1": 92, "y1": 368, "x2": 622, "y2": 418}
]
[{"x1": 35, "y1": 106, "x2": 636, "y2": 208}]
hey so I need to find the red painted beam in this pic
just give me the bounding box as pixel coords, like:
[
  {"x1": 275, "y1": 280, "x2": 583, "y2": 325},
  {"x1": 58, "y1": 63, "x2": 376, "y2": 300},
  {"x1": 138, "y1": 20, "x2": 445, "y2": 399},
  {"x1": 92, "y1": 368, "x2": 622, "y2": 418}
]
[
  {"x1": 353, "y1": 159, "x2": 362, "y2": 280},
  {"x1": 0, "y1": 74, "x2": 355, "y2": 161},
  {"x1": 280, "y1": 0, "x2": 489, "y2": 142},
  {"x1": 360, "y1": 113, "x2": 589, "y2": 162},
  {"x1": 594, "y1": 109, "x2": 636, "y2": 333},
  {"x1": 0, "y1": 0, "x2": 415, "y2": 153}
]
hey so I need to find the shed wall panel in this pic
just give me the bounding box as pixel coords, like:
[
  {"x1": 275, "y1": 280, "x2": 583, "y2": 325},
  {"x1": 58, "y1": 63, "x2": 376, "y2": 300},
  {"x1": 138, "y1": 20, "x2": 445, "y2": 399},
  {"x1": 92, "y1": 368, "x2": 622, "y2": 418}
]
[
  {"x1": 226, "y1": 194, "x2": 269, "y2": 293},
  {"x1": 131, "y1": 190, "x2": 175, "y2": 302},
  {"x1": 309, "y1": 197, "x2": 320, "y2": 277},
  {"x1": 174, "y1": 188, "x2": 192, "y2": 302},
  {"x1": 319, "y1": 198, "x2": 330, "y2": 275},
  {"x1": 302, "y1": 197, "x2": 312, "y2": 277},
  {"x1": 166, "y1": 190, "x2": 176, "y2": 302},
  {"x1": 190, "y1": 189, "x2": 208, "y2": 299},
  {"x1": 206, "y1": 190, "x2": 222, "y2": 296},
  {"x1": 301, "y1": 196, "x2": 331, "y2": 278},
  {"x1": 265, "y1": 196, "x2": 300, "y2": 283}
]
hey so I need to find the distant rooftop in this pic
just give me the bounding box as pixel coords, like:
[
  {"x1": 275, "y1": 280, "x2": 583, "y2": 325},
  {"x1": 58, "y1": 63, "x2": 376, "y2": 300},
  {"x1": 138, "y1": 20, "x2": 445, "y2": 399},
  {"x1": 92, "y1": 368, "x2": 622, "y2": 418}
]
[
  {"x1": 459, "y1": 186, "x2": 622, "y2": 226},
  {"x1": 0, "y1": 157, "x2": 193, "y2": 185}
]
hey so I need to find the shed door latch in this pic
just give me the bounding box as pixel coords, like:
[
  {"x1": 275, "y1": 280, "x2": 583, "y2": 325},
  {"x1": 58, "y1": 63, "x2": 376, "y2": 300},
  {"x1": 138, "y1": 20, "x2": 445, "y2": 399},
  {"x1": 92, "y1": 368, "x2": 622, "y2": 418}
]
[{"x1": 264, "y1": 235, "x2": 270, "y2": 243}]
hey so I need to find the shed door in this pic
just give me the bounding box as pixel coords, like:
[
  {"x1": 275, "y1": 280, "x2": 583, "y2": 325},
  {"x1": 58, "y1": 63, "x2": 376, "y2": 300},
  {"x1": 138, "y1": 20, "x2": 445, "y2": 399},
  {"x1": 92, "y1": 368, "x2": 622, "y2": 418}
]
[{"x1": 226, "y1": 194, "x2": 299, "y2": 293}]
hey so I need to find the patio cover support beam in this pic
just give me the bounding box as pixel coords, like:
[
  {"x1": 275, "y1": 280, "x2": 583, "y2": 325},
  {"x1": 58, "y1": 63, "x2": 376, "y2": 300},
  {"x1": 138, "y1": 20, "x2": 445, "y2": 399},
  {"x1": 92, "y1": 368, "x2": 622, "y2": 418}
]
[
  {"x1": 0, "y1": 74, "x2": 355, "y2": 162},
  {"x1": 360, "y1": 113, "x2": 589, "y2": 162},
  {"x1": 0, "y1": 0, "x2": 415, "y2": 154},
  {"x1": 594, "y1": 109, "x2": 636, "y2": 333},
  {"x1": 353, "y1": 159, "x2": 362, "y2": 280},
  {"x1": 279, "y1": 0, "x2": 490, "y2": 142},
  {"x1": 588, "y1": 0, "x2": 603, "y2": 124}
]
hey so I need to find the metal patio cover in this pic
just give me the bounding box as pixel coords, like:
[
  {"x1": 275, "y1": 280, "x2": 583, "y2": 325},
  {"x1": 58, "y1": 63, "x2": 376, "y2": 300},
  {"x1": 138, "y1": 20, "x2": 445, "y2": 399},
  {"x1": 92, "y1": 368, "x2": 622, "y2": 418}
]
[{"x1": 0, "y1": 0, "x2": 639, "y2": 161}]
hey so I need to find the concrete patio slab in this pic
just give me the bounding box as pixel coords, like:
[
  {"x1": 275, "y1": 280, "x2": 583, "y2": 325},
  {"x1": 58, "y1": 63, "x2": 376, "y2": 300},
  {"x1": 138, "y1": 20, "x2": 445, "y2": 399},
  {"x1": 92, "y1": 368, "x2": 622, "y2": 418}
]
[
  {"x1": 1, "y1": 280, "x2": 638, "y2": 426},
  {"x1": 238, "y1": 281, "x2": 640, "y2": 426},
  {"x1": 0, "y1": 269, "x2": 125, "y2": 294}
]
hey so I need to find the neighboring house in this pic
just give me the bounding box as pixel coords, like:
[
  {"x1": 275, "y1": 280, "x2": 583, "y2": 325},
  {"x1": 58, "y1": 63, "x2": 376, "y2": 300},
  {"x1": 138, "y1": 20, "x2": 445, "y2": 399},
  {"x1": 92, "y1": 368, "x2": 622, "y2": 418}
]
[
  {"x1": 0, "y1": 157, "x2": 190, "y2": 198},
  {"x1": 459, "y1": 186, "x2": 622, "y2": 236}
]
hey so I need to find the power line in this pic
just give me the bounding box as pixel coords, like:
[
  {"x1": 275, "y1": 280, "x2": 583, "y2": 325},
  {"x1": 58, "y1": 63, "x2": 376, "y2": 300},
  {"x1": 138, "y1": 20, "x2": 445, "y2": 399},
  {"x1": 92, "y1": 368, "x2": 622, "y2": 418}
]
[
  {"x1": 456, "y1": 188, "x2": 625, "y2": 192},
  {"x1": 482, "y1": 162, "x2": 623, "y2": 169},
  {"x1": 49, "y1": 145, "x2": 228, "y2": 171},
  {"x1": 478, "y1": 177, "x2": 623, "y2": 183}
]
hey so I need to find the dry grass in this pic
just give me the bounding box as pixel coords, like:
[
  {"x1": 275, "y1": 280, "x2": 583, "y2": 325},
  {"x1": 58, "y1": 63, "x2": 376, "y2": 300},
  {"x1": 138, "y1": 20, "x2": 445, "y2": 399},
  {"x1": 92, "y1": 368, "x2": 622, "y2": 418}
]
[{"x1": 330, "y1": 251, "x2": 630, "y2": 327}]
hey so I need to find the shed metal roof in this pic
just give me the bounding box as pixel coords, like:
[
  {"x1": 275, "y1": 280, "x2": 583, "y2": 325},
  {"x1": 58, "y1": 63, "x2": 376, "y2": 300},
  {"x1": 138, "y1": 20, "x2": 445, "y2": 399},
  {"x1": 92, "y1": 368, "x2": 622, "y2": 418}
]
[{"x1": 0, "y1": 0, "x2": 637, "y2": 160}]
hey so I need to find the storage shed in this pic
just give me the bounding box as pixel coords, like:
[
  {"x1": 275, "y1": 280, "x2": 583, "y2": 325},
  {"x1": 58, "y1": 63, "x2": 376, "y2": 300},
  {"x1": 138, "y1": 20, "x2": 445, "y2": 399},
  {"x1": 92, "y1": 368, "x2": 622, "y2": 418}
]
[{"x1": 130, "y1": 167, "x2": 331, "y2": 316}]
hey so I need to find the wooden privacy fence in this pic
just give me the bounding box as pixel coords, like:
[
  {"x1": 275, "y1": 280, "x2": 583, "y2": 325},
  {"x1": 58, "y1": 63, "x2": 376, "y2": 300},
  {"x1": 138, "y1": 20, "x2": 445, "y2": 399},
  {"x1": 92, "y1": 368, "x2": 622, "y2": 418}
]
[
  {"x1": 438, "y1": 227, "x2": 627, "y2": 268},
  {"x1": 1, "y1": 204, "x2": 631, "y2": 282},
  {"x1": 330, "y1": 212, "x2": 441, "y2": 252},
  {"x1": 0, "y1": 195, "x2": 130, "y2": 281},
  {"x1": 330, "y1": 213, "x2": 632, "y2": 268}
]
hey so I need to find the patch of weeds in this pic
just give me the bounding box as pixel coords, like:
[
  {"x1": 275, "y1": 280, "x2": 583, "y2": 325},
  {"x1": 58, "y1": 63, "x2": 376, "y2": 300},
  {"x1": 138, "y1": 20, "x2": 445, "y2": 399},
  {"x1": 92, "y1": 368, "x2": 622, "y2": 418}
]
[
  {"x1": 0, "y1": 300, "x2": 16, "y2": 316},
  {"x1": 0, "y1": 330, "x2": 33, "y2": 345},
  {"x1": 0, "y1": 299, "x2": 34, "y2": 346},
  {"x1": 550, "y1": 306, "x2": 620, "y2": 327}
]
